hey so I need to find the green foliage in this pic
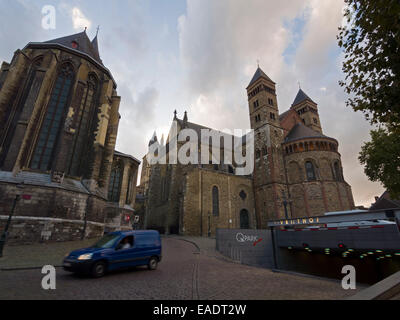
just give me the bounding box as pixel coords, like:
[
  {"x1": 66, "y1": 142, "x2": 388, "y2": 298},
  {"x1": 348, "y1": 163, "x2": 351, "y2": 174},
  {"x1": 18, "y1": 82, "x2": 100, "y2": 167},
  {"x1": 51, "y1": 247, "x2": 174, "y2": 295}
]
[
  {"x1": 339, "y1": 0, "x2": 400, "y2": 197},
  {"x1": 359, "y1": 128, "x2": 400, "y2": 198},
  {"x1": 338, "y1": 0, "x2": 400, "y2": 128}
]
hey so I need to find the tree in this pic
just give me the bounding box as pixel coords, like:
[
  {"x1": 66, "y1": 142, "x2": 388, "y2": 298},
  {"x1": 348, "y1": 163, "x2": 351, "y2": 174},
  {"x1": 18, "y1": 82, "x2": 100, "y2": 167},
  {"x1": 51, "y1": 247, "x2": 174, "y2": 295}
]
[
  {"x1": 359, "y1": 128, "x2": 400, "y2": 198},
  {"x1": 338, "y1": 0, "x2": 400, "y2": 197},
  {"x1": 338, "y1": 0, "x2": 400, "y2": 128}
]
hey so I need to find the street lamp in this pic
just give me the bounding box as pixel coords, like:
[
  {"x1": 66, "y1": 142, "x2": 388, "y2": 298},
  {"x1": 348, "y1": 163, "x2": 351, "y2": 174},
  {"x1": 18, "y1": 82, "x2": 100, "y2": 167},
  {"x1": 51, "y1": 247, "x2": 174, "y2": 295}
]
[{"x1": 277, "y1": 191, "x2": 292, "y2": 220}]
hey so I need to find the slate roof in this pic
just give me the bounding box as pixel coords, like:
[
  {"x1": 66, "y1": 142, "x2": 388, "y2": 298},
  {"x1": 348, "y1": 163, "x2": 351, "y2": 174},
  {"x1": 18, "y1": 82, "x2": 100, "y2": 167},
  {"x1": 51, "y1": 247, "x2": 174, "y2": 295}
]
[
  {"x1": 291, "y1": 88, "x2": 315, "y2": 107},
  {"x1": 247, "y1": 67, "x2": 275, "y2": 88},
  {"x1": 44, "y1": 31, "x2": 102, "y2": 64},
  {"x1": 114, "y1": 150, "x2": 141, "y2": 164},
  {"x1": 370, "y1": 191, "x2": 400, "y2": 210},
  {"x1": 279, "y1": 109, "x2": 291, "y2": 121},
  {"x1": 284, "y1": 123, "x2": 332, "y2": 143},
  {"x1": 175, "y1": 118, "x2": 250, "y2": 145},
  {"x1": 0, "y1": 171, "x2": 89, "y2": 194}
]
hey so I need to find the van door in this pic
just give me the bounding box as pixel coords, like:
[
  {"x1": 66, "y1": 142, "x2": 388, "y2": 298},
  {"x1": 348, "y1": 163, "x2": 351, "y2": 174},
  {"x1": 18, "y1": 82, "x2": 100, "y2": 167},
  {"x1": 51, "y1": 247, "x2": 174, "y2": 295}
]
[{"x1": 108, "y1": 236, "x2": 139, "y2": 270}]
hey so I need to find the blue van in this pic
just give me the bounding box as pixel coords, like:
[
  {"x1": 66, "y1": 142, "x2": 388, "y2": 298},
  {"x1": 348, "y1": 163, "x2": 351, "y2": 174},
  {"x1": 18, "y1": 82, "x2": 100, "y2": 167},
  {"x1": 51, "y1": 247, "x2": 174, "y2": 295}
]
[{"x1": 63, "y1": 230, "x2": 162, "y2": 277}]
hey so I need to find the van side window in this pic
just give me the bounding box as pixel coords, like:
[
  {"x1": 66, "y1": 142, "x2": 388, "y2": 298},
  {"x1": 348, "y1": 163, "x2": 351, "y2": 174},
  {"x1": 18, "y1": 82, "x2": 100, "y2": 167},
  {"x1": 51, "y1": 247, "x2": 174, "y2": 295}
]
[{"x1": 118, "y1": 235, "x2": 134, "y2": 250}]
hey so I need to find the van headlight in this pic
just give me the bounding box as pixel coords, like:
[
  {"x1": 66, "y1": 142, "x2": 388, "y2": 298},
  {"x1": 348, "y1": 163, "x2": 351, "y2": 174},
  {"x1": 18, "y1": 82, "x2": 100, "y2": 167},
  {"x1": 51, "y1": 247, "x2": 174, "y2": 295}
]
[{"x1": 77, "y1": 253, "x2": 93, "y2": 260}]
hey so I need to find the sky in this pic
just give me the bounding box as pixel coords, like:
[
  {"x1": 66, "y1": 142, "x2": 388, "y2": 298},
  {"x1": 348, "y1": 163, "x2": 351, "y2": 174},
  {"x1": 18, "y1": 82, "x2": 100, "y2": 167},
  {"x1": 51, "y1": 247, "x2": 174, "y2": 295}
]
[{"x1": 0, "y1": 0, "x2": 385, "y2": 207}]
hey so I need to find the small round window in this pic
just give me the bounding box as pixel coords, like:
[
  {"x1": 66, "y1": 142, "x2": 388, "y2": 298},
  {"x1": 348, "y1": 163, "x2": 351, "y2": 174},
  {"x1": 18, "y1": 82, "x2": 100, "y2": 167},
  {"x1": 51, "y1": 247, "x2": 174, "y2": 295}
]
[{"x1": 71, "y1": 41, "x2": 79, "y2": 49}]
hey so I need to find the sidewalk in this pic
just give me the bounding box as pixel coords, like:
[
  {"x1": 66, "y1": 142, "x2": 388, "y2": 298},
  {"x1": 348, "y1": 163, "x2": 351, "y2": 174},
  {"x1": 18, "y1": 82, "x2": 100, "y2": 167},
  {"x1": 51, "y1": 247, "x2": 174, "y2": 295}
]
[{"x1": 0, "y1": 238, "x2": 98, "y2": 270}]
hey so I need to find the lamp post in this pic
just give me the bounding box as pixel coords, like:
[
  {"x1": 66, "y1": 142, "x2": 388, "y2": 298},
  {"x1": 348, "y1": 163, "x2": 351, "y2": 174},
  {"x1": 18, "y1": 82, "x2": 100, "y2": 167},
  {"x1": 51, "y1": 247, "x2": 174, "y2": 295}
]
[
  {"x1": 0, "y1": 195, "x2": 21, "y2": 258},
  {"x1": 280, "y1": 191, "x2": 292, "y2": 220}
]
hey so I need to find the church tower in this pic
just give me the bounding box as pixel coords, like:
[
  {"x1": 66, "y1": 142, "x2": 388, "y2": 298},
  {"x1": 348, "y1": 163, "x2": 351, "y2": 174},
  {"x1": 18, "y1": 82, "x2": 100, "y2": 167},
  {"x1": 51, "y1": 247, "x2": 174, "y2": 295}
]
[
  {"x1": 247, "y1": 67, "x2": 289, "y2": 228},
  {"x1": 291, "y1": 88, "x2": 322, "y2": 133}
]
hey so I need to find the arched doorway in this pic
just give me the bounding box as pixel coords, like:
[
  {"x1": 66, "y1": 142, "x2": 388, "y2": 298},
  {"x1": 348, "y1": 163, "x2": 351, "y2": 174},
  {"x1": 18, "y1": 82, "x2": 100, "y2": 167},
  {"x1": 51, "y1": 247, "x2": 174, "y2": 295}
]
[{"x1": 240, "y1": 209, "x2": 250, "y2": 229}]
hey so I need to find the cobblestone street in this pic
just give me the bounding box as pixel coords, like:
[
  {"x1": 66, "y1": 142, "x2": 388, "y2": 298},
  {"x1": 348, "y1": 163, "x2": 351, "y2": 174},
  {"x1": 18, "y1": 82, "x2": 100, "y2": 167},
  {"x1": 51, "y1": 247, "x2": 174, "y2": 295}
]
[{"x1": 0, "y1": 237, "x2": 359, "y2": 300}]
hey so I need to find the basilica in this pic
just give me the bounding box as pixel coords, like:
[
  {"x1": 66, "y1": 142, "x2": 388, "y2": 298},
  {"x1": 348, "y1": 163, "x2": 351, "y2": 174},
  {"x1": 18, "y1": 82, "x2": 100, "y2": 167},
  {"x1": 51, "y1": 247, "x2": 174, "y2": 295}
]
[{"x1": 139, "y1": 67, "x2": 355, "y2": 235}]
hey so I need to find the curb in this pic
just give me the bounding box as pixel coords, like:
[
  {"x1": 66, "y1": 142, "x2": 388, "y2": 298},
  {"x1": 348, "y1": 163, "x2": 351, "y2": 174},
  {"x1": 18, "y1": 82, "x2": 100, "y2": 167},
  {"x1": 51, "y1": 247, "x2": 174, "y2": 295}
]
[
  {"x1": 347, "y1": 270, "x2": 400, "y2": 300},
  {"x1": 166, "y1": 236, "x2": 201, "y2": 253},
  {"x1": 0, "y1": 265, "x2": 62, "y2": 271}
]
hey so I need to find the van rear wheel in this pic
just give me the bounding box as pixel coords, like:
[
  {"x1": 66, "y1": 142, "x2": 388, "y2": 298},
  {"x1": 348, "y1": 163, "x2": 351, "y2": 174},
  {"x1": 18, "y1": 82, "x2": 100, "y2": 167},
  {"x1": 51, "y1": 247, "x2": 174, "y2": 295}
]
[
  {"x1": 148, "y1": 257, "x2": 158, "y2": 270},
  {"x1": 92, "y1": 261, "x2": 106, "y2": 278}
]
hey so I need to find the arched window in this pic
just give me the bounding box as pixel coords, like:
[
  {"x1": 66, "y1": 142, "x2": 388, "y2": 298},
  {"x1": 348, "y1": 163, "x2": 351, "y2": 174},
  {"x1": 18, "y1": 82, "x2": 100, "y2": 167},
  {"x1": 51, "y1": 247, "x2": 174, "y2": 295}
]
[
  {"x1": 31, "y1": 63, "x2": 74, "y2": 171},
  {"x1": 305, "y1": 161, "x2": 316, "y2": 181},
  {"x1": 108, "y1": 164, "x2": 122, "y2": 202},
  {"x1": 68, "y1": 74, "x2": 98, "y2": 176},
  {"x1": 240, "y1": 209, "x2": 250, "y2": 229},
  {"x1": 212, "y1": 186, "x2": 219, "y2": 216},
  {"x1": 334, "y1": 161, "x2": 343, "y2": 181}
]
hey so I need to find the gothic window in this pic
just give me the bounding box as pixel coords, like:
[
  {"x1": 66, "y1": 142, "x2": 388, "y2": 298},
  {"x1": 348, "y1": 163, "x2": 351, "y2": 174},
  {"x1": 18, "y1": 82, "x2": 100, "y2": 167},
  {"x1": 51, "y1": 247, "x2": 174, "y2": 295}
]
[
  {"x1": 30, "y1": 63, "x2": 74, "y2": 171},
  {"x1": 212, "y1": 186, "x2": 219, "y2": 217},
  {"x1": 126, "y1": 169, "x2": 133, "y2": 205},
  {"x1": 270, "y1": 112, "x2": 275, "y2": 120},
  {"x1": 68, "y1": 74, "x2": 98, "y2": 176},
  {"x1": 0, "y1": 56, "x2": 44, "y2": 167},
  {"x1": 108, "y1": 164, "x2": 122, "y2": 202},
  {"x1": 305, "y1": 161, "x2": 316, "y2": 181}
]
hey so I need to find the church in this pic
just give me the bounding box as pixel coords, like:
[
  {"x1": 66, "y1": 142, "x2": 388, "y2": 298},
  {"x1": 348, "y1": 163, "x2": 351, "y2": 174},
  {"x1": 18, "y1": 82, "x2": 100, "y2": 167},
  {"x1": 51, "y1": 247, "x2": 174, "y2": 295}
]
[
  {"x1": 139, "y1": 67, "x2": 355, "y2": 235},
  {"x1": 0, "y1": 31, "x2": 140, "y2": 243}
]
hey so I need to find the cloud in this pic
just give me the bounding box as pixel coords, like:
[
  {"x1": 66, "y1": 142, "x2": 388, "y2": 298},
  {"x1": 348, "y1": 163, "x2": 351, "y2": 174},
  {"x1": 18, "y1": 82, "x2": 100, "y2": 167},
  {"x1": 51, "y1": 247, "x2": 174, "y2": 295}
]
[
  {"x1": 177, "y1": 0, "x2": 383, "y2": 206},
  {"x1": 116, "y1": 84, "x2": 160, "y2": 163},
  {"x1": 71, "y1": 7, "x2": 91, "y2": 30}
]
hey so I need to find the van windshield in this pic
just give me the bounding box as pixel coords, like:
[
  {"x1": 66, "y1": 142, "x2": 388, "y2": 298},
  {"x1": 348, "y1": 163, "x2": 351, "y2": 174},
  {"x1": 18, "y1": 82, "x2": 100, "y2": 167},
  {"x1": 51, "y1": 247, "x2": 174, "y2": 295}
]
[{"x1": 92, "y1": 234, "x2": 120, "y2": 249}]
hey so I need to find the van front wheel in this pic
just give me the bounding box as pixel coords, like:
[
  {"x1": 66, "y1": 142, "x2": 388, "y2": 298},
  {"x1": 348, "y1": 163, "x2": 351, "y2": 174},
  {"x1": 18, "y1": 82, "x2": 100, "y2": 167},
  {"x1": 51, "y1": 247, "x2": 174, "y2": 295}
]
[
  {"x1": 148, "y1": 257, "x2": 158, "y2": 270},
  {"x1": 92, "y1": 261, "x2": 106, "y2": 278}
]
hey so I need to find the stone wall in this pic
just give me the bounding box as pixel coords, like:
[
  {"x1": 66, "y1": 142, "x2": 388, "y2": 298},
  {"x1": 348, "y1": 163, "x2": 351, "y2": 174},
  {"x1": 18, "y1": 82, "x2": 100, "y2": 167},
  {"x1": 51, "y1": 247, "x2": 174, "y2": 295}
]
[
  {"x1": 0, "y1": 181, "x2": 107, "y2": 244},
  {"x1": 183, "y1": 168, "x2": 255, "y2": 237},
  {"x1": 0, "y1": 215, "x2": 104, "y2": 245}
]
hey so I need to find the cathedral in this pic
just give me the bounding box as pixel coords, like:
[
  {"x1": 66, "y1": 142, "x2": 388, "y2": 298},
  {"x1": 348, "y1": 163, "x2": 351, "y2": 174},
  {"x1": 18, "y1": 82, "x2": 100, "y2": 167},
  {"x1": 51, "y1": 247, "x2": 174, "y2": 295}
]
[
  {"x1": 140, "y1": 67, "x2": 355, "y2": 235},
  {"x1": 0, "y1": 31, "x2": 140, "y2": 243}
]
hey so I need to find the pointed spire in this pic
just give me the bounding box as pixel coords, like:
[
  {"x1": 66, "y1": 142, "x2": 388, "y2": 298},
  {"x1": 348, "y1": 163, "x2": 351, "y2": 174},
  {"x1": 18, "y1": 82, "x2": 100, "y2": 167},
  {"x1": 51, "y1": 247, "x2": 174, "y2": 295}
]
[
  {"x1": 173, "y1": 110, "x2": 177, "y2": 120},
  {"x1": 183, "y1": 111, "x2": 188, "y2": 122},
  {"x1": 291, "y1": 88, "x2": 315, "y2": 107},
  {"x1": 247, "y1": 66, "x2": 275, "y2": 89},
  {"x1": 148, "y1": 131, "x2": 158, "y2": 147},
  {"x1": 160, "y1": 134, "x2": 165, "y2": 146}
]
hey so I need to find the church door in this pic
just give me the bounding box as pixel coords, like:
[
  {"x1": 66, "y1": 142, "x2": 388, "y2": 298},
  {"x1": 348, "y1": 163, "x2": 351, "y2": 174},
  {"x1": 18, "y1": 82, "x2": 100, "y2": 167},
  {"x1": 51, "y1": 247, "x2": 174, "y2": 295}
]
[{"x1": 240, "y1": 209, "x2": 250, "y2": 229}]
